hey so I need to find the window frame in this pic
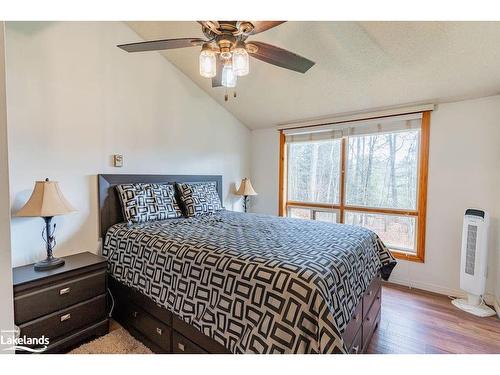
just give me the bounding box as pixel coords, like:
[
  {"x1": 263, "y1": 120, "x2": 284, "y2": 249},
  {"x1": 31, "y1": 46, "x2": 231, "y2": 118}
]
[{"x1": 279, "y1": 111, "x2": 430, "y2": 263}]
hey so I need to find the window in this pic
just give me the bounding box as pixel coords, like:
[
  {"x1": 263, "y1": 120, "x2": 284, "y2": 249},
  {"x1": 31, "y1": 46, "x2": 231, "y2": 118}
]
[
  {"x1": 287, "y1": 140, "x2": 341, "y2": 204},
  {"x1": 279, "y1": 112, "x2": 430, "y2": 262}
]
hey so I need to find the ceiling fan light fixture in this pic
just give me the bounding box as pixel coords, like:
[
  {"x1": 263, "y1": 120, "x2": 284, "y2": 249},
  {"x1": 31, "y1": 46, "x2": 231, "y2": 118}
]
[
  {"x1": 220, "y1": 51, "x2": 232, "y2": 60},
  {"x1": 232, "y1": 43, "x2": 249, "y2": 76},
  {"x1": 218, "y1": 38, "x2": 233, "y2": 61},
  {"x1": 118, "y1": 21, "x2": 316, "y2": 98},
  {"x1": 199, "y1": 46, "x2": 217, "y2": 78},
  {"x1": 221, "y1": 63, "x2": 237, "y2": 88}
]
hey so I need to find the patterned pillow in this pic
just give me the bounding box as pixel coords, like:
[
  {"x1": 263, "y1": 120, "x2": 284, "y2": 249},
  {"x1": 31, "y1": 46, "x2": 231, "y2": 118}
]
[
  {"x1": 116, "y1": 183, "x2": 182, "y2": 223},
  {"x1": 176, "y1": 182, "x2": 223, "y2": 217}
]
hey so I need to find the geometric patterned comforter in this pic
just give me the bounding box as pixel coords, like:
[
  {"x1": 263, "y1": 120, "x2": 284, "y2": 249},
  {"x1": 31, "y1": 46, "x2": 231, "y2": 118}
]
[{"x1": 103, "y1": 210, "x2": 396, "y2": 354}]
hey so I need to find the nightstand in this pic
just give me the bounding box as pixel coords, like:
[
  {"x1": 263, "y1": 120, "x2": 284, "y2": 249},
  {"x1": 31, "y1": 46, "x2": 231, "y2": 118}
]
[{"x1": 13, "y1": 252, "x2": 109, "y2": 353}]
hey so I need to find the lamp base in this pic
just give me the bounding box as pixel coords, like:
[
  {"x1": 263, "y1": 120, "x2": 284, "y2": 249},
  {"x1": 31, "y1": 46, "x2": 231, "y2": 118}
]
[{"x1": 34, "y1": 257, "x2": 65, "y2": 272}]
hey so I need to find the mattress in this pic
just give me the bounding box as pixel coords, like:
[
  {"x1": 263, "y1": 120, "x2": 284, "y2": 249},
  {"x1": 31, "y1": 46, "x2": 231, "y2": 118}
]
[{"x1": 103, "y1": 210, "x2": 396, "y2": 353}]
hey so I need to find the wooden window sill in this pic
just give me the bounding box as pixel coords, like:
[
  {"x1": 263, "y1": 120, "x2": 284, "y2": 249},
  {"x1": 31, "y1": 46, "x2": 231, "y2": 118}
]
[{"x1": 391, "y1": 250, "x2": 424, "y2": 263}]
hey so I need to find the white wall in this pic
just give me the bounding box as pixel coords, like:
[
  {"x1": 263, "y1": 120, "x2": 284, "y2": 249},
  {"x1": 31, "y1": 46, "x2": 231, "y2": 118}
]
[
  {"x1": 0, "y1": 22, "x2": 14, "y2": 353},
  {"x1": 251, "y1": 95, "x2": 500, "y2": 300},
  {"x1": 249, "y1": 127, "x2": 280, "y2": 215},
  {"x1": 6, "y1": 21, "x2": 250, "y2": 267},
  {"x1": 391, "y1": 96, "x2": 500, "y2": 299}
]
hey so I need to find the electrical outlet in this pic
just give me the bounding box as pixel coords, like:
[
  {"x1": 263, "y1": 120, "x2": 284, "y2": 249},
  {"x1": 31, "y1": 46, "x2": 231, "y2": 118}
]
[{"x1": 113, "y1": 154, "x2": 123, "y2": 167}]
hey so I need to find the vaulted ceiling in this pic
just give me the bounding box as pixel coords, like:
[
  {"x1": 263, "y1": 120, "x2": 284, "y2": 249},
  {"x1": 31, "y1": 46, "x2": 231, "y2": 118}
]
[{"x1": 126, "y1": 21, "x2": 500, "y2": 129}]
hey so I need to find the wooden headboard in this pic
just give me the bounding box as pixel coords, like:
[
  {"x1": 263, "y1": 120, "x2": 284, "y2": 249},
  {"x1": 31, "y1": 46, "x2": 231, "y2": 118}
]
[{"x1": 97, "y1": 174, "x2": 223, "y2": 238}]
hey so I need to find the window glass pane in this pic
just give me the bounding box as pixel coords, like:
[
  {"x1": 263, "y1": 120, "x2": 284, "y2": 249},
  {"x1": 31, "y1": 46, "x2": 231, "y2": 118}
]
[
  {"x1": 345, "y1": 130, "x2": 419, "y2": 210},
  {"x1": 288, "y1": 207, "x2": 311, "y2": 220},
  {"x1": 287, "y1": 140, "x2": 341, "y2": 204},
  {"x1": 345, "y1": 211, "x2": 416, "y2": 253},
  {"x1": 314, "y1": 211, "x2": 337, "y2": 223}
]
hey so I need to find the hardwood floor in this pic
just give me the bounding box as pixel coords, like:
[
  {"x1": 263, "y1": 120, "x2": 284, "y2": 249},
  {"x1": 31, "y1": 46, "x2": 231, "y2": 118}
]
[{"x1": 367, "y1": 283, "x2": 500, "y2": 354}]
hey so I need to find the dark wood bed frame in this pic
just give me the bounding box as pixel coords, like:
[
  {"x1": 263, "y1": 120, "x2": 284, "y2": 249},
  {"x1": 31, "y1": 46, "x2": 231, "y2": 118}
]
[{"x1": 98, "y1": 174, "x2": 381, "y2": 354}]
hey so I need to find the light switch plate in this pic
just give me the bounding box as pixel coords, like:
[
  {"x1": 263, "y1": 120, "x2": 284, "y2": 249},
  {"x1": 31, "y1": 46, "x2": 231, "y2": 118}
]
[{"x1": 113, "y1": 154, "x2": 123, "y2": 167}]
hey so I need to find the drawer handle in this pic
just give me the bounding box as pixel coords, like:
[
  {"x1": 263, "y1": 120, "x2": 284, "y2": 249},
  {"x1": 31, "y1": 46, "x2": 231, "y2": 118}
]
[
  {"x1": 351, "y1": 345, "x2": 359, "y2": 354},
  {"x1": 367, "y1": 291, "x2": 373, "y2": 296},
  {"x1": 59, "y1": 287, "x2": 71, "y2": 295},
  {"x1": 177, "y1": 342, "x2": 185, "y2": 352},
  {"x1": 60, "y1": 313, "x2": 71, "y2": 322},
  {"x1": 132, "y1": 311, "x2": 138, "y2": 318},
  {"x1": 156, "y1": 328, "x2": 162, "y2": 335},
  {"x1": 366, "y1": 317, "x2": 371, "y2": 322}
]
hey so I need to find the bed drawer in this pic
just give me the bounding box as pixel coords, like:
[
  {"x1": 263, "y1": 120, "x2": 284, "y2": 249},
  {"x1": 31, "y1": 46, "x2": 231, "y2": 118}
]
[
  {"x1": 173, "y1": 332, "x2": 208, "y2": 354},
  {"x1": 19, "y1": 294, "x2": 107, "y2": 342},
  {"x1": 109, "y1": 277, "x2": 172, "y2": 324},
  {"x1": 122, "y1": 303, "x2": 171, "y2": 352},
  {"x1": 363, "y1": 276, "x2": 381, "y2": 317},
  {"x1": 15, "y1": 270, "x2": 106, "y2": 324},
  {"x1": 348, "y1": 327, "x2": 363, "y2": 354},
  {"x1": 362, "y1": 288, "x2": 381, "y2": 351},
  {"x1": 172, "y1": 315, "x2": 229, "y2": 353},
  {"x1": 342, "y1": 299, "x2": 363, "y2": 349}
]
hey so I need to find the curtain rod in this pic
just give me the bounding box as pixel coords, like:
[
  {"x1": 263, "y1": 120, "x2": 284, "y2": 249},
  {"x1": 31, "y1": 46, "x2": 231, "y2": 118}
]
[{"x1": 275, "y1": 104, "x2": 435, "y2": 131}]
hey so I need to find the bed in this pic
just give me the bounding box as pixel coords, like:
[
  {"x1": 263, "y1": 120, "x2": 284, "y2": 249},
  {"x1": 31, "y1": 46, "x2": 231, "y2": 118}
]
[{"x1": 98, "y1": 174, "x2": 396, "y2": 354}]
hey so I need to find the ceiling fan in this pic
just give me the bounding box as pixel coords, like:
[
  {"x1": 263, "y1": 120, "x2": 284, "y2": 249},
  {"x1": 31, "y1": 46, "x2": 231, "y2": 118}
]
[{"x1": 118, "y1": 21, "x2": 315, "y2": 100}]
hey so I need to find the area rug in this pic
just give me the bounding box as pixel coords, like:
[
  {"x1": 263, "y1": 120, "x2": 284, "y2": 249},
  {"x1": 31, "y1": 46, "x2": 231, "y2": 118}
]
[{"x1": 69, "y1": 324, "x2": 153, "y2": 354}]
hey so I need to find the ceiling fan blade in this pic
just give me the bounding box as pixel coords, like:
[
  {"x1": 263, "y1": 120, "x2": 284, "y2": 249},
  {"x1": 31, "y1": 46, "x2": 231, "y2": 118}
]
[
  {"x1": 117, "y1": 38, "x2": 205, "y2": 53},
  {"x1": 248, "y1": 41, "x2": 315, "y2": 73},
  {"x1": 249, "y1": 21, "x2": 286, "y2": 35},
  {"x1": 212, "y1": 58, "x2": 223, "y2": 87}
]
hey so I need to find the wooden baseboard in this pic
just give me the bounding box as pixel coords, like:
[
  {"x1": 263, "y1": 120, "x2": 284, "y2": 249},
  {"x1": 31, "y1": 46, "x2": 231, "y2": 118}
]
[
  {"x1": 387, "y1": 278, "x2": 464, "y2": 298},
  {"x1": 383, "y1": 280, "x2": 458, "y2": 298},
  {"x1": 385, "y1": 281, "x2": 500, "y2": 318}
]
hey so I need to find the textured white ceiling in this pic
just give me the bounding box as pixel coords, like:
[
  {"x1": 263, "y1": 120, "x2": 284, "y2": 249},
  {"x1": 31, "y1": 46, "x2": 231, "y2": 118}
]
[{"x1": 126, "y1": 21, "x2": 500, "y2": 129}]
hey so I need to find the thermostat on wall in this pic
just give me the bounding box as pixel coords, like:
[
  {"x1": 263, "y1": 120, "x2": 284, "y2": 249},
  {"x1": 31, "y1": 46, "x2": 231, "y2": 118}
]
[{"x1": 113, "y1": 154, "x2": 123, "y2": 167}]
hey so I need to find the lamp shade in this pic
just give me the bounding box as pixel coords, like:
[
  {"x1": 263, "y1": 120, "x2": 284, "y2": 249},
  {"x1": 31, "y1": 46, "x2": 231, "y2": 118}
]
[
  {"x1": 16, "y1": 179, "x2": 76, "y2": 217},
  {"x1": 236, "y1": 178, "x2": 257, "y2": 196}
]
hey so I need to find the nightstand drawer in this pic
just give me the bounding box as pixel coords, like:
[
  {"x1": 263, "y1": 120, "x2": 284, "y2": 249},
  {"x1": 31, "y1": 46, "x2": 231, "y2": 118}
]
[
  {"x1": 19, "y1": 294, "x2": 107, "y2": 343},
  {"x1": 14, "y1": 270, "x2": 106, "y2": 324}
]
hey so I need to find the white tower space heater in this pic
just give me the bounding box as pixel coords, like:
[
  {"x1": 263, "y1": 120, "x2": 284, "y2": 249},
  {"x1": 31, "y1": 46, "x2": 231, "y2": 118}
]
[{"x1": 451, "y1": 209, "x2": 495, "y2": 317}]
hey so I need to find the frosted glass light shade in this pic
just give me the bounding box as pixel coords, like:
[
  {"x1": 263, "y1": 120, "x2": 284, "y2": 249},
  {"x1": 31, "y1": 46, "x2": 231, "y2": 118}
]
[
  {"x1": 232, "y1": 47, "x2": 249, "y2": 76},
  {"x1": 222, "y1": 64, "x2": 237, "y2": 88},
  {"x1": 199, "y1": 49, "x2": 216, "y2": 78}
]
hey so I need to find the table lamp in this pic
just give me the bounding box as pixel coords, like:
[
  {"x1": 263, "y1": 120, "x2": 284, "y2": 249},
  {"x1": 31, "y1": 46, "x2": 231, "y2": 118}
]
[
  {"x1": 236, "y1": 178, "x2": 257, "y2": 213},
  {"x1": 16, "y1": 178, "x2": 76, "y2": 271}
]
